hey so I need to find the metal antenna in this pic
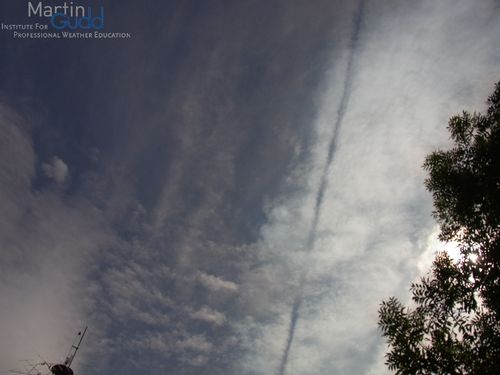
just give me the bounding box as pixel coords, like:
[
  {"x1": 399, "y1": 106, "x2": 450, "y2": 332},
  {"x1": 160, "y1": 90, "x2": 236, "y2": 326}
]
[
  {"x1": 10, "y1": 326, "x2": 89, "y2": 375},
  {"x1": 64, "y1": 326, "x2": 87, "y2": 367}
]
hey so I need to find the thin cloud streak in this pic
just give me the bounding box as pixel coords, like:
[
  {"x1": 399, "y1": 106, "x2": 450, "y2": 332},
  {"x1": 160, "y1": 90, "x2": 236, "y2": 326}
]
[{"x1": 277, "y1": 1, "x2": 365, "y2": 374}]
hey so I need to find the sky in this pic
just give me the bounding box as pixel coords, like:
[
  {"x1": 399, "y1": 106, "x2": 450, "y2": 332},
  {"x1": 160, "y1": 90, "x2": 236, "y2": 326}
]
[{"x1": 0, "y1": 1, "x2": 499, "y2": 374}]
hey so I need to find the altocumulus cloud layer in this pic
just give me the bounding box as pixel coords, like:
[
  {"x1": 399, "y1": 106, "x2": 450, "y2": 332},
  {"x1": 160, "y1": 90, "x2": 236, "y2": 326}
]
[{"x1": 0, "y1": 1, "x2": 499, "y2": 374}]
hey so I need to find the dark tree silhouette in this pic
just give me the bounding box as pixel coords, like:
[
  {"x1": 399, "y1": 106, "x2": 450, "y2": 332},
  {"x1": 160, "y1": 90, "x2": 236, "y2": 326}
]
[{"x1": 378, "y1": 81, "x2": 500, "y2": 375}]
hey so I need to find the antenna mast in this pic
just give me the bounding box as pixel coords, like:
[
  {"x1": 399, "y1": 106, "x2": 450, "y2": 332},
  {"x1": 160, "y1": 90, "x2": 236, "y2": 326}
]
[{"x1": 64, "y1": 326, "x2": 87, "y2": 367}]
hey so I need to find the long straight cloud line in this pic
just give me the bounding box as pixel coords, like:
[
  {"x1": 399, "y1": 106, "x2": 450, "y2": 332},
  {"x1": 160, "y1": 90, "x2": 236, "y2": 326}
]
[{"x1": 276, "y1": 2, "x2": 366, "y2": 374}]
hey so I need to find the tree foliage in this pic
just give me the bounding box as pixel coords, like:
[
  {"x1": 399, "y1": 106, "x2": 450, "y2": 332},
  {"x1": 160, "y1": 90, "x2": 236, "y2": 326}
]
[{"x1": 379, "y1": 82, "x2": 500, "y2": 374}]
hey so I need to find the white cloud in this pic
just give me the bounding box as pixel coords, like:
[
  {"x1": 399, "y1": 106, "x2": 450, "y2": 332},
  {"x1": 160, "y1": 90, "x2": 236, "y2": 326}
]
[
  {"x1": 190, "y1": 306, "x2": 226, "y2": 326},
  {"x1": 129, "y1": 331, "x2": 214, "y2": 357},
  {"x1": 196, "y1": 271, "x2": 239, "y2": 294},
  {"x1": 176, "y1": 335, "x2": 213, "y2": 353},
  {"x1": 42, "y1": 156, "x2": 69, "y2": 184}
]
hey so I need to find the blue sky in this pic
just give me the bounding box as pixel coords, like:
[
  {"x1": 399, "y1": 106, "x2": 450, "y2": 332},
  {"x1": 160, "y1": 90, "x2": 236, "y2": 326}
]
[{"x1": 0, "y1": 1, "x2": 499, "y2": 374}]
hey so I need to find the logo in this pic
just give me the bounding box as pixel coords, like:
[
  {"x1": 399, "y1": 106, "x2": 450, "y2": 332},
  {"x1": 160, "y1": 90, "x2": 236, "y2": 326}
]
[{"x1": 1, "y1": 1, "x2": 132, "y2": 39}]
